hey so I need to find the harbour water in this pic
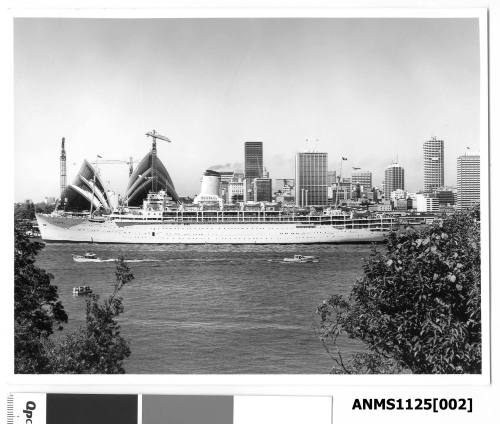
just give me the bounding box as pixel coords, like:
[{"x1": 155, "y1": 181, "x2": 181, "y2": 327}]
[{"x1": 37, "y1": 243, "x2": 374, "y2": 373}]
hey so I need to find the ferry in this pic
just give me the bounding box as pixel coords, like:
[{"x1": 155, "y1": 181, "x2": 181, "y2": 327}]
[
  {"x1": 36, "y1": 191, "x2": 430, "y2": 244},
  {"x1": 72, "y1": 252, "x2": 101, "y2": 262},
  {"x1": 283, "y1": 255, "x2": 320, "y2": 263}
]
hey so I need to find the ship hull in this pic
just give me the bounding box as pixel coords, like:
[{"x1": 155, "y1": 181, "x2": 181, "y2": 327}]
[{"x1": 36, "y1": 214, "x2": 388, "y2": 244}]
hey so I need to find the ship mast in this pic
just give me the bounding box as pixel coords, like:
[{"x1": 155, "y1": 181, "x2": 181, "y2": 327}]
[{"x1": 60, "y1": 137, "x2": 67, "y2": 201}]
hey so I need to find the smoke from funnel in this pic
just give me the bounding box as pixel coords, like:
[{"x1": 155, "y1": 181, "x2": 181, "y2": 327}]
[{"x1": 209, "y1": 162, "x2": 244, "y2": 172}]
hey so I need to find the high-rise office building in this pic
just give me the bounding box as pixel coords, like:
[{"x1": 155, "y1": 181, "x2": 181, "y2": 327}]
[
  {"x1": 384, "y1": 163, "x2": 405, "y2": 199},
  {"x1": 295, "y1": 152, "x2": 328, "y2": 206},
  {"x1": 457, "y1": 154, "x2": 480, "y2": 210},
  {"x1": 244, "y1": 141, "x2": 264, "y2": 180},
  {"x1": 351, "y1": 171, "x2": 372, "y2": 191},
  {"x1": 253, "y1": 178, "x2": 273, "y2": 202},
  {"x1": 423, "y1": 137, "x2": 444, "y2": 192}
]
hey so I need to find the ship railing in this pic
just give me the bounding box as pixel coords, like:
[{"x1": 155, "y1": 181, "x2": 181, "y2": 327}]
[
  {"x1": 109, "y1": 212, "x2": 431, "y2": 229},
  {"x1": 111, "y1": 214, "x2": 398, "y2": 228}
]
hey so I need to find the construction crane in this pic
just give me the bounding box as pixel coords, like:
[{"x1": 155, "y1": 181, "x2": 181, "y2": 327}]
[
  {"x1": 146, "y1": 129, "x2": 172, "y2": 144},
  {"x1": 145, "y1": 130, "x2": 172, "y2": 192}
]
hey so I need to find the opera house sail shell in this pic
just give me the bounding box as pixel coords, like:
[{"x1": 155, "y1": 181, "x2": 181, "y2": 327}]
[
  {"x1": 125, "y1": 148, "x2": 179, "y2": 206},
  {"x1": 61, "y1": 159, "x2": 112, "y2": 212}
]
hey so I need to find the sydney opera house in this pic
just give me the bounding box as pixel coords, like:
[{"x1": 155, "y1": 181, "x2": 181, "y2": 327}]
[
  {"x1": 61, "y1": 143, "x2": 178, "y2": 211},
  {"x1": 125, "y1": 147, "x2": 179, "y2": 206},
  {"x1": 60, "y1": 159, "x2": 115, "y2": 211}
]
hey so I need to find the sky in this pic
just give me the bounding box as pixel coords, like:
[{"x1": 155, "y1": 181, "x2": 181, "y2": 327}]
[{"x1": 14, "y1": 18, "x2": 480, "y2": 201}]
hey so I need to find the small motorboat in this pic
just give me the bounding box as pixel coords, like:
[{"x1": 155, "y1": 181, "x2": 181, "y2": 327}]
[
  {"x1": 72, "y1": 285, "x2": 93, "y2": 295},
  {"x1": 283, "y1": 254, "x2": 319, "y2": 263},
  {"x1": 72, "y1": 252, "x2": 101, "y2": 262}
]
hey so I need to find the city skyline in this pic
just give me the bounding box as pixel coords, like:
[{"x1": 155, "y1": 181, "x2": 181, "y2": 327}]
[
  {"x1": 14, "y1": 18, "x2": 480, "y2": 201},
  {"x1": 19, "y1": 134, "x2": 478, "y2": 204},
  {"x1": 48, "y1": 132, "x2": 474, "y2": 210}
]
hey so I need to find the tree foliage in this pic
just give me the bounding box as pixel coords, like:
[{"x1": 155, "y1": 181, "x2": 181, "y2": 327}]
[
  {"x1": 14, "y1": 223, "x2": 68, "y2": 373},
  {"x1": 45, "y1": 257, "x2": 134, "y2": 373},
  {"x1": 14, "y1": 201, "x2": 56, "y2": 222},
  {"x1": 317, "y1": 208, "x2": 481, "y2": 374},
  {"x1": 14, "y1": 201, "x2": 36, "y2": 221},
  {"x1": 15, "y1": 219, "x2": 134, "y2": 373}
]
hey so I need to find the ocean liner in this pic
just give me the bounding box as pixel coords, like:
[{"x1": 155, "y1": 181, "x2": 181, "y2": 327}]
[{"x1": 36, "y1": 190, "x2": 425, "y2": 244}]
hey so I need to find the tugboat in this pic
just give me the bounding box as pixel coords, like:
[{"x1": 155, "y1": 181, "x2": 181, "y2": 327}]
[
  {"x1": 283, "y1": 254, "x2": 319, "y2": 263},
  {"x1": 72, "y1": 285, "x2": 93, "y2": 295},
  {"x1": 72, "y1": 252, "x2": 101, "y2": 262}
]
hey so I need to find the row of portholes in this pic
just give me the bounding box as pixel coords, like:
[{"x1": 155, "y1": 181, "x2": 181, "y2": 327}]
[{"x1": 68, "y1": 227, "x2": 357, "y2": 235}]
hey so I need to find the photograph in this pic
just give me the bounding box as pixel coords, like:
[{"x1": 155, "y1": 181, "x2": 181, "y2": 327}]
[{"x1": 13, "y1": 16, "x2": 485, "y2": 375}]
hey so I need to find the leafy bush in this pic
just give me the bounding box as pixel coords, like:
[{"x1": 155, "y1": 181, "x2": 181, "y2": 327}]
[
  {"x1": 14, "y1": 224, "x2": 68, "y2": 373},
  {"x1": 15, "y1": 219, "x2": 134, "y2": 373},
  {"x1": 14, "y1": 202, "x2": 36, "y2": 221},
  {"x1": 45, "y1": 258, "x2": 134, "y2": 373},
  {"x1": 316, "y1": 208, "x2": 481, "y2": 374}
]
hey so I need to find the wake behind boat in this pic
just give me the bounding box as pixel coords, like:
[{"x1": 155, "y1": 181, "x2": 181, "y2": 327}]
[{"x1": 72, "y1": 252, "x2": 159, "y2": 263}]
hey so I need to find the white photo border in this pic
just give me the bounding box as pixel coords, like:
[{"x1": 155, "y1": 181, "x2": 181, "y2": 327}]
[{"x1": 3, "y1": 5, "x2": 490, "y2": 391}]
